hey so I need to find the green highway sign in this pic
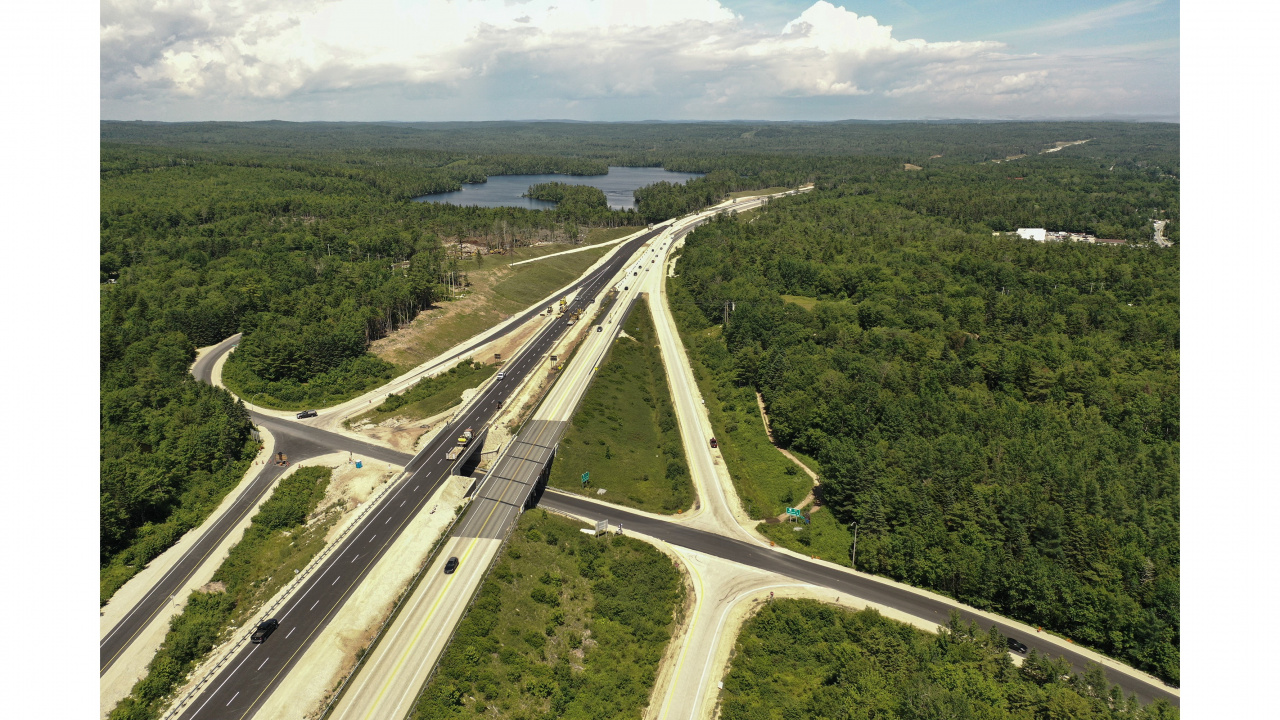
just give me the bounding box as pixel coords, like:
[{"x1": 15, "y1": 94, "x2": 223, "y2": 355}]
[
  {"x1": 581, "y1": 471, "x2": 590, "y2": 486},
  {"x1": 785, "y1": 507, "x2": 803, "y2": 518}
]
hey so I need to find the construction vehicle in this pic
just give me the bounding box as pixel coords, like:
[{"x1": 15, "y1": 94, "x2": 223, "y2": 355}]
[
  {"x1": 458, "y1": 428, "x2": 473, "y2": 446},
  {"x1": 275, "y1": 452, "x2": 289, "y2": 466},
  {"x1": 445, "y1": 446, "x2": 462, "y2": 461}
]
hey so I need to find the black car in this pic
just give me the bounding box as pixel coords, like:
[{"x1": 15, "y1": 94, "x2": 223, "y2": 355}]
[
  {"x1": 444, "y1": 556, "x2": 460, "y2": 574},
  {"x1": 1006, "y1": 637, "x2": 1028, "y2": 654},
  {"x1": 296, "y1": 409, "x2": 318, "y2": 419},
  {"x1": 251, "y1": 618, "x2": 280, "y2": 644}
]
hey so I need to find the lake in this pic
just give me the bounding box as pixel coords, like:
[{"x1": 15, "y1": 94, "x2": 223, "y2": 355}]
[{"x1": 412, "y1": 166, "x2": 703, "y2": 211}]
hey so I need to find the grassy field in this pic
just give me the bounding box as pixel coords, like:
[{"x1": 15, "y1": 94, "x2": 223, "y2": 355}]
[
  {"x1": 547, "y1": 303, "x2": 694, "y2": 513},
  {"x1": 779, "y1": 294, "x2": 818, "y2": 311},
  {"x1": 584, "y1": 226, "x2": 642, "y2": 245},
  {"x1": 374, "y1": 243, "x2": 617, "y2": 372},
  {"x1": 412, "y1": 511, "x2": 684, "y2": 720},
  {"x1": 109, "y1": 467, "x2": 336, "y2": 720},
  {"x1": 720, "y1": 599, "x2": 1178, "y2": 720},
  {"x1": 348, "y1": 360, "x2": 496, "y2": 425}
]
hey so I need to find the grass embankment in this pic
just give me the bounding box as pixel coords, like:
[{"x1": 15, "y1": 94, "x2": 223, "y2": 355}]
[
  {"x1": 779, "y1": 294, "x2": 817, "y2": 311},
  {"x1": 721, "y1": 600, "x2": 1179, "y2": 720},
  {"x1": 548, "y1": 303, "x2": 694, "y2": 513},
  {"x1": 109, "y1": 467, "x2": 336, "y2": 720},
  {"x1": 728, "y1": 187, "x2": 791, "y2": 199},
  {"x1": 584, "y1": 226, "x2": 641, "y2": 245},
  {"x1": 413, "y1": 511, "x2": 684, "y2": 720},
  {"x1": 348, "y1": 360, "x2": 496, "y2": 426},
  {"x1": 374, "y1": 243, "x2": 618, "y2": 371},
  {"x1": 664, "y1": 277, "x2": 811, "y2": 519}
]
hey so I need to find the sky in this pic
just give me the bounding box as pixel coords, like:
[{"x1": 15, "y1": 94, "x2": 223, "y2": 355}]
[{"x1": 100, "y1": 0, "x2": 1179, "y2": 122}]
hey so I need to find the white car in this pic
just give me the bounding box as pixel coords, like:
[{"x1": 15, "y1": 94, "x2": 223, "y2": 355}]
[{"x1": 496, "y1": 372, "x2": 505, "y2": 380}]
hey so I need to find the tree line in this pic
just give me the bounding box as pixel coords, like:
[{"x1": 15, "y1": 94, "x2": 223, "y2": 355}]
[{"x1": 670, "y1": 183, "x2": 1179, "y2": 683}]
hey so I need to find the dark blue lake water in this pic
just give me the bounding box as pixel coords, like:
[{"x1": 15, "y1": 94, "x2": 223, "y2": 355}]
[{"x1": 412, "y1": 166, "x2": 703, "y2": 211}]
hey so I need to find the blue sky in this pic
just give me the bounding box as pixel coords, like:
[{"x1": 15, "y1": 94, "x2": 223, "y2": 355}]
[{"x1": 100, "y1": 0, "x2": 1179, "y2": 121}]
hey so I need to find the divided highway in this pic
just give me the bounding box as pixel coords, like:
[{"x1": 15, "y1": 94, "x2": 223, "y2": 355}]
[
  {"x1": 166, "y1": 229, "x2": 667, "y2": 720},
  {"x1": 100, "y1": 227, "x2": 663, "y2": 681}
]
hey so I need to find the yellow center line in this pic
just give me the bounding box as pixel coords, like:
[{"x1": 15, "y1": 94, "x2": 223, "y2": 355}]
[{"x1": 355, "y1": 284, "x2": 622, "y2": 717}]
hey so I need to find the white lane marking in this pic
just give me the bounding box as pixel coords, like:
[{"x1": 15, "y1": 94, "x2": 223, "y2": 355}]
[
  {"x1": 400, "y1": 500, "x2": 405, "y2": 507},
  {"x1": 351, "y1": 554, "x2": 359, "y2": 563},
  {"x1": 385, "y1": 516, "x2": 391, "y2": 524},
  {"x1": 286, "y1": 626, "x2": 295, "y2": 639},
  {"x1": 332, "y1": 575, "x2": 341, "y2": 586},
  {"x1": 370, "y1": 535, "x2": 376, "y2": 542},
  {"x1": 257, "y1": 657, "x2": 269, "y2": 671},
  {"x1": 227, "y1": 691, "x2": 240, "y2": 706},
  {"x1": 310, "y1": 600, "x2": 319, "y2": 611},
  {"x1": 413, "y1": 486, "x2": 418, "y2": 492},
  {"x1": 188, "y1": 644, "x2": 257, "y2": 718}
]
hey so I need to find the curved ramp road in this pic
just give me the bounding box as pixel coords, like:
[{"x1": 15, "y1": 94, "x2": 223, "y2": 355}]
[
  {"x1": 167, "y1": 230, "x2": 666, "y2": 720},
  {"x1": 100, "y1": 229, "x2": 665, "y2": 680}
]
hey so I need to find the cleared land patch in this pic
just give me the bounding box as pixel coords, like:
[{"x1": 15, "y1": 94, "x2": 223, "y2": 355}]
[
  {"x1": 372, "y1": 243, "x2": 616, "y2": 371},
  {"x1": 547, "y1": 302, "x2": 694, "y2": 513},
  {"x1": 719, "y1": 599, "x2": 1177, "y2": 719},
  {"x1": 412, "y1": 511, "x2": 684, "y2": 720}
]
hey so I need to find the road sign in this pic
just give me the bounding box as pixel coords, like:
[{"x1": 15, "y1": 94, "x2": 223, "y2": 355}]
[
  {"x1": 595, "y1": 519, "x2": 608, "y2": 537},
  {"x1": 581, "y1": 471, "x2": 590, "y2": 487},
  {"x1": 785, "y1": 507, "x2": 803, "y2": 518}
]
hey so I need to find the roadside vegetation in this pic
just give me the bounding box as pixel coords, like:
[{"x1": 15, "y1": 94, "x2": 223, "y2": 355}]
[
  {"x1": 349, "y1": 360, "x2": 496, "y2": 426},
  {"x1": 547, "y1": 303, "x2": 694, "y2": 513},
  {"x1": 669, "y1": 174, "x2": 1179, "y2": 683},
  {"x1": 412, "y1": 511, "x2": 684, "y2": 720},
  {"x1": 109, "y1": 467, "x2": 335, "y2": 720},
  {"x1": 372, "y1": 243, "x2": 617, "y2": 372},
  {"x1": 661, "y1": 317, "x2": 812, "y2": 519},
  {"x1": 720, "y1": 600, "x2": 1178, "y2": 720}
]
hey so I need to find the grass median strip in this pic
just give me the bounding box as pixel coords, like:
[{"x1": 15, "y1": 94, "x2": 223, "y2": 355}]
[
  {"x1": 547, "y1": 302, "x2": 694, "y2": 513},
  {"x1": 348, "y1": 360, "x2": 496, "y2": 426},
  {"x1": 412, "y1": 511, "x2": 684, "y2": 720},
  {"x1": 109, "y1": 466, "x2": 335, "y2": 720},
  {"x1": 719, "y1": 599, "x2": 1179, "y2": 720}
]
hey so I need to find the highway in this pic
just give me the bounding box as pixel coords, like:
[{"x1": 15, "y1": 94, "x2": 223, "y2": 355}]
[
  {"x1": 108, "y1": 189, "x2": 1177, "y2": 717},
  {"x1": 100, "y1": 227, "x2": 663, "y2": 683},
  {"x1": 165, "y1": 228, "x2": 668, "y2": 720},
  {"x1": 326, "y1": 226, "x2": 669, "y2": 720}
]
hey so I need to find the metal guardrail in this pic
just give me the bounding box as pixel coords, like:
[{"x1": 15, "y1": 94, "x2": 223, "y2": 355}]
[
  {"x1": 317, "y1": 494, "x2": 471, "y2": 720},
  {"x1": 160, "y1": 468, "x2": 408, "y2": 720}
]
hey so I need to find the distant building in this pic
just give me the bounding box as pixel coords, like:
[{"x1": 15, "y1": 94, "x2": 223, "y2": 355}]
[
  {"x1": 1094, "y1": 238, "x2": 1126, "y2": 245},
  {"x1": 1016, "y1": 228, "x2": 1047, "y2": 242}
]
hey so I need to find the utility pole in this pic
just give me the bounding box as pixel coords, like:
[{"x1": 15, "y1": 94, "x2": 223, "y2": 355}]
[{"x1": 849, "y1": 521, "x2": 859, "y2": 570}]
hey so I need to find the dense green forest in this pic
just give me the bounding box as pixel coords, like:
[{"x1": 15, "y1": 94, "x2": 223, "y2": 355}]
[
  {"x1": 101, "y1": 121, "x2": 1177, "y2": 632},
  {"x1": 721, "y1": 600, "x2": 1178, "y2": 719},
  {"x1": 98, "y1": 145, "x2": 639, "y2": 596},
  {"x1": 414, "y1": 511, "x2": 683, "y2": 720},
  {"x1": 669, "y1": 186, "x2": 1179, "y2": 683}
]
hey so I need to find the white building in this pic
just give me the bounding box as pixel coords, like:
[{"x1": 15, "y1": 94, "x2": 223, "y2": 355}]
[{"x1": 1015, "y1": 228, "x2": 1047, "y2": 242}]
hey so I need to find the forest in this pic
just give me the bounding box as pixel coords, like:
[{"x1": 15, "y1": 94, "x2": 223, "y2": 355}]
[
  {"x1": 669, "y1": 186, "x2": 1179, "y2": 683},
  {"x1": 721, "y1": 600, "x2": 1178, "y2": 719},
  {"x1": 101, "y1": 119, "x2": 1178, "y2": 691}
]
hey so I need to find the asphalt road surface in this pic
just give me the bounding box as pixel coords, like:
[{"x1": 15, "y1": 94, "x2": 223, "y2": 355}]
[
  {"x1": 538, "y1": 490, "x2": 1180, "y2": 707},
  {"x1": 169, "y1": 230, "x2": 665, "y2": 719},
  {"x1": 102, "y1": 229, "x2": 662, "y2": 681}
]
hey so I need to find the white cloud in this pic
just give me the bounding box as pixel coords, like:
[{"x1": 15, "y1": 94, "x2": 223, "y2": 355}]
[{"x1": 100, "y1": 0, "x2": 1177, "y2": 119}]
